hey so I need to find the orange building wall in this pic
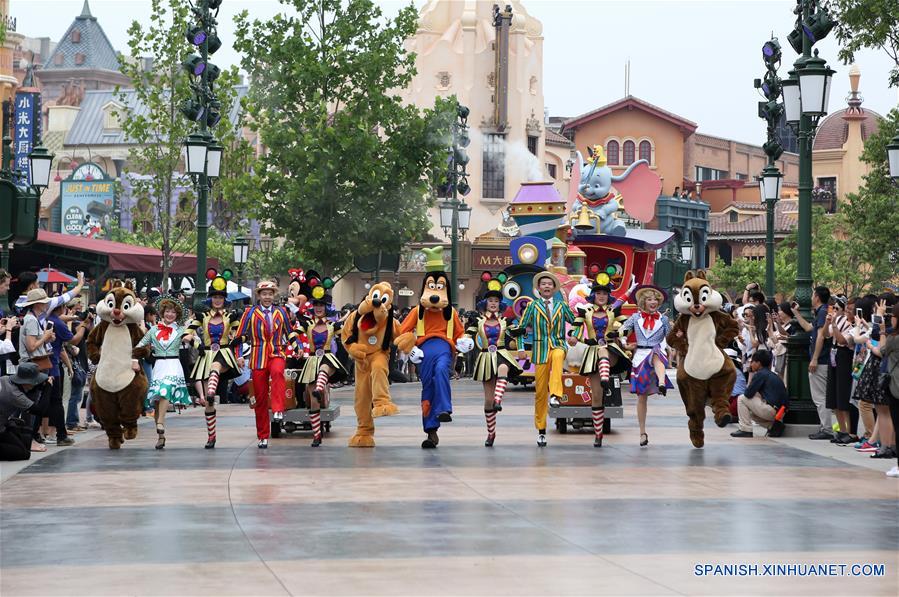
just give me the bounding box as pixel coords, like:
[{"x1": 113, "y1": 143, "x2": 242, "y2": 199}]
[{"x1": 568, "y1": 109, "x2": 685, "y2": 197}]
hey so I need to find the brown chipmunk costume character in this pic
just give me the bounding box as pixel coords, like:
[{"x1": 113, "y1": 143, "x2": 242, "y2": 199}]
[
  {"x1": 86, "y1": 285, "x2": 151, "y2": 449},
  {"x1": 666, "y1": 270, "x2": 739, "y2": 448},
  {"x1": 341, "y1": 282, "x2": 402, "y2": 447}
]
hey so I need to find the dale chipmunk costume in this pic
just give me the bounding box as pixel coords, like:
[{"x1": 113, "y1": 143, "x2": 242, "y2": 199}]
[
  {"x1": 396, "y1": 247, "x2": 473, "y2": 449},
  {"x1": 85, "y1": 284, "x2": 151, "y2": 450},
  {"x1": 190, "y1": 269, "x2": 242, "y2": 449},
  {"x1": 516, "y1": 270, "x2": 575, "y2": 447},
  {"x1": 666, "y1": 270, "x2": 739, "y2": 448},
  {"x1": 341, "y1": 282, "x2": 403, "y2": 447},
  {"x1": 463, "y1": 272, "x2": 522, "y2": 447}
]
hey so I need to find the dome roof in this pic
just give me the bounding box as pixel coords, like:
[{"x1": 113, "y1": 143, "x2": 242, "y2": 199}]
[{"x1": 812, "y1": 107, "x2": 882, "y2": 151}]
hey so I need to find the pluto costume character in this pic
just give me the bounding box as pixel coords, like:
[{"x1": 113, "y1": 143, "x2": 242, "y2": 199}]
[
  {"x1": 396, "y1": 247, "x2": 473, "y2": 448},
  {"x1": 666, "y1": 270, "x2": 740, "y2": 448},
  {"x1": 341, "y1": 282, "x2": 402, "y2": 447},
  {"x1": 86, "y1": 286, "x2": 151, "y2": 449}
]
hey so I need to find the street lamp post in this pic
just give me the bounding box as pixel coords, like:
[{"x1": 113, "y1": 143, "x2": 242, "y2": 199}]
[
  {"x1": 439, "y1": 103, "x2": 472, "y2": 307},
  {"x1": 181, "y1": 0, "x2": 225, "y2": 307},
  {"x1": 887, "y1": 132, "x2": 899, "y2": 182},
  {"x1": 232, "y1": 235, "x2": 249, "y2": 302}
]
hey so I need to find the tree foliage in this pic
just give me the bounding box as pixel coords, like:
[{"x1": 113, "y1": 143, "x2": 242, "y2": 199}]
[
  {"x1": 830, "y1": 0, "x2": 899, "y2": 87},
  {"x1": 234, "y1": 0, "x2": 455, "y2": 274}
]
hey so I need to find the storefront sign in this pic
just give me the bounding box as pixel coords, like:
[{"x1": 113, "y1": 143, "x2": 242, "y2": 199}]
[
  {"x1": 60, "y1": 163, "x2": 115, "y2": 238},
  {"x1": 14, "y1": 91, "x2": 40, "y2": 181},
  {"x1": 471, "y1": 248, "x2": 513, "y2": 271}
]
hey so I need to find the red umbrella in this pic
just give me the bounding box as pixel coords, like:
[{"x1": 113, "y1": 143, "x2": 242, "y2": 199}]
[{"x1": 37, "y1": 267, "x2": 76, "y2": 284}]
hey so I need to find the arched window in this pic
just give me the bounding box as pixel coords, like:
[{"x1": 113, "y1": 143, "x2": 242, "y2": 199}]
[
  {"x1": 606, "y1": 140, "x2": 619, "y2": 166},
  {"x1": 623, "y1": 140, "x2": 635, "y2": 165},
  {"x1": 639, "y1": 140, "x2": 652, "y2": 163}
]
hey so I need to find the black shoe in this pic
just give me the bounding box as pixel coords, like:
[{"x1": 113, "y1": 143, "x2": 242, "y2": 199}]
[
  {"x1": 155, "y1": 436, "x2": 165, "y2": 450},
  {"x1": 767, "y1": 420, "x2": 786, "y2": 438},
  {"x1": 639, "y1": 433, "x2": 649, "y2": 447},
  {"x1": 548, "y1": 395, "x2": 561, "y2": 408},
  {"x1": 257, "y1": 439, "x2": 268, "y2": 449},
  {"x1": 493, "y1": 399, "x2": 503, "y2": 412},
  {"x1": 56, "y1": 437, "x2": 75, "y2": 447},
  {"x1": 421, "y1": 438, "x2": 437, "y2": 449},
  {"x1": 600, "y1": 378, "x2": 611, "y2": 390},
  {"x1": 594, "y1": 437, "x2": 603, "y2": 448},
  {"x1": 730, "y1": 430, "x2": 753, "y2": 438},
  {"x1": 871, "y1": 446, "x2": 897, "y2": 459},
  {"x1": 835, "y1": 433, "x2": 857, "y2": 445},
  {"x1": 808, "y1": 429, "x2": 834, "y2": 440},
  {"x1": 311, "y1": 436, "x2": 322, "y2": 448},
  {"x1": 485, "y1": 433, "x2": 495, "y2": 447},
  {"x1": 437, "y1": 412, "x2": 453, "y2": 423},
  {"x1": 536, "y1": 433, "x2": 547, "y2": 447},
  {"x1": 311, "y1": 389, "x2": 323, "y2": 402},
  {"x1": 658, "y1": 385, "x2": 667, "y2": 397},
  {"x1": 716, "y1": 414, "x2": 733, "y2": 428}
]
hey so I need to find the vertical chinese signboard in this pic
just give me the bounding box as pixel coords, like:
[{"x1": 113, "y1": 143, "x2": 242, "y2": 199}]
[{"x1": 14, "y1": 91, "x2": 41, "y2": 181}]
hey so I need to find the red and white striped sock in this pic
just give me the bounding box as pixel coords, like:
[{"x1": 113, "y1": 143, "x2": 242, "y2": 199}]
[
  {"x1": 598, "y1": 358, "x2": 610, "y2": 383},
  {"x1": 485, "y1": 409, "x2": 496, "y2": 436},
  {"x1": 205, "y1": 410, "x2": 216, "y2": 441},
  {"x1": 206, "y1": 371, "x2": 220, "y2": 397},
  {"x1": 309, "y1": 409, "x2": 322, "y2": 440},
  {"x1": 493, "y1": 377, "x2": 508, "y2": 406},
  {"x1": 592, "y1": 407, "x2": 604, "y2": 440},
  {"x1": 314, "y1": 370, "x2": 329, "y2": 394}
]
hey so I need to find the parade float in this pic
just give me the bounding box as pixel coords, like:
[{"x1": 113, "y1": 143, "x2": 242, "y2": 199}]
[{"x1": 485, "y1": 145, "x2": 674, "y2": 433}]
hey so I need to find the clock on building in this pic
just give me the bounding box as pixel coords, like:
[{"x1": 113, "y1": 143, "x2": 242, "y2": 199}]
[{"x1": 72, "y1": 163, "x2": 106, "y2": 181}]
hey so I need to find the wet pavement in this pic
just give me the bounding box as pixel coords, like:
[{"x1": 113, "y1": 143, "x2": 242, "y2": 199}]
[{"x1": 1, "y1": 379, "x2": 897, "y2": 595}]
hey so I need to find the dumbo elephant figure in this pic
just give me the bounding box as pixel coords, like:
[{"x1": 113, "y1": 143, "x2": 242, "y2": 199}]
[{"x1": 574, "y1": 145, "x2": 652, "y2": 237}]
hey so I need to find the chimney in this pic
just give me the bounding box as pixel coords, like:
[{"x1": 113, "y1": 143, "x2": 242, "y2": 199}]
[{"x1": 492, "y1": 4, "x2": 512, "y2": 132}]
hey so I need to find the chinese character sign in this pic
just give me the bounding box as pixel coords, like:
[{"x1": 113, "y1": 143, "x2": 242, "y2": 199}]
[{"x1": 14, "y1": 92, "x2": 39, "y2": 183}]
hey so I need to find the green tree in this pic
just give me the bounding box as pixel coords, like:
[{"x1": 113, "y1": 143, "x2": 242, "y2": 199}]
[
  {"x1": 234, "y1": 0, "x2": 455, "y2": 274},
  {"x1": 115, "y1": 0, "x2": 242, "y2": 291},
  {"x1": 830, "y1": 0, "x2": 899, "y2": 87}
]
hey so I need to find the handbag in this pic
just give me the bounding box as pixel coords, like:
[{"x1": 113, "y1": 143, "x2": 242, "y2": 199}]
[
  {"x1": 878, "y1": 358, "x2": 898, "y2": 397},
  {"x1": 30, "y1": 354, "x2": 52, "y2": 371}
]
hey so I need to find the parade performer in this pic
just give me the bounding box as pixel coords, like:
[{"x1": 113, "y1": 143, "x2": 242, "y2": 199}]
[
  {"x1": 517, "y1": 271, "x2": 575, "y2": 447},
  {"x1": 86, "y1": 284, "x2": 150, "y2": 450},
  {"x1": 135, "y1": 296, "x2": 194, "y2": 450},
  {"x1": 189, "y1": 270, "x2": 241, "y2": 449},
  {"x1": 299, "y1": 288, "x2": 347, "y2": 447},
  {"x1": 341, "y1": 282, "x2": 402, "y2": 447},
  {"x1": 618, "y1": 284, "x2": 674, "y2": 447},
  {"x1": 568, "y1": 279, "x2": 633, "y2": 447},
  {"x1": 396, "y1": 247, "x2": 473, "y2": 449},
  {"x1": 235, "y1": 281, "x2": 299, "y2": 449},
  {"x1": 666, "y1": 270, "x2": 739, "y2": 448},
  {"x1": 463, "y1": 274, "x2": 522, "y2": 447}
]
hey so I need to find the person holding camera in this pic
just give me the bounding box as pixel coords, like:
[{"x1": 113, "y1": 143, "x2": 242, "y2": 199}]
[
  {"x1": 17, "y1": 289, "x2": 59, "y2": 445},
  {"x1": 0, "y1": 362, "x2": 51, "y2": 458},
  {"x1": 792, "y1": 286, "x2": 834, "y2": 440},
  {"x1": 64, "y1": 303, "x2": 94, "y2": 432},
  {"x1": 730, "y1": 350, "x2": 788, "y2": 438}
]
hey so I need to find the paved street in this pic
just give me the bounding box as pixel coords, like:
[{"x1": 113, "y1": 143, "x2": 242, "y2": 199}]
[{"x1": 1, "y1": 379, "x2": 897, "y2": 596}]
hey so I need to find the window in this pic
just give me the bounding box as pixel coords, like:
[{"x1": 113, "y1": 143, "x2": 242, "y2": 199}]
[
  {"x1": 75, "y1": 53, "x2": 85, "y2": 65},
  {"x1": 54, "y1": 53, "x2": 64, "y2": 66},
  {"x1": 546, "y1": 163, "x2": 557, "y2": 179},
  {"x1": 817, "y1": 177, "x2": 837, "y2": 196},
  {"x1": 606, "y1": 140, "x2": 619, "y2": 166},
  {"x1": 735, "y1": 173, "x2": 747, "y2": 180},
  {"x1": 623, "y1": 140, "x2": 635, "y2": 165},
  {"x1": 638, "y1": 140, "x2": 652, "y2": 163},
  {"x1": 103, "y1": 106, "x2": 121, "y2": 130},
  {"x1": 729, "y1": 211, "x2": 738, "y2": 223},
  {"x1": 482, "y1": 133, "x2": 506, "y2": 199},
  {"x1": 71, "y1": 30, "x2": 81, "y2": 43},
  {"x1": 695, "y1": 165, "x2": 728, "y2": 181},
  {"x1": 527, "y1": 135, "x2": 538, "y2": 156}
]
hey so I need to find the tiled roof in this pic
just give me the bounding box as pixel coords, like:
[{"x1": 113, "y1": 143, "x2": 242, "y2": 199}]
[
  {"x1": 43, "y1": 1, "x2": 121, "y2": 73},
  {"x1": 545, "y1": 128, "x2": 573, "y2": 147},
  {"x1": 65, "y1": 86, "x2": 249, "y2": 146},
  {"x1": 708, "y1": 201, "x2": 797, "y2": 236},
  {"x1": 812, "y1": 108, "x2": 882, "y2": 151},
  {"x1": 562, "y1": 95, "x2": 698, "y2": 136}
]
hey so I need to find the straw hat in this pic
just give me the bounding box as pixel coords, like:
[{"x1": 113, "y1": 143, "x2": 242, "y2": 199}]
[{"x1": 21, "y1": 288, "x2": 51, "y2": 307}]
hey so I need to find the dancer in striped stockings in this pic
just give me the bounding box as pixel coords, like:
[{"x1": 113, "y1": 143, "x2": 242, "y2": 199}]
[
  {"x1": 569, "y1": 280, "x2": 632, "y2": 447},
  {"x1": 464, "y1": 279, "x2": 521, "y2": 447},
  {"x1": 299, "y1": 293, "x2": 347, "y2": 447}
]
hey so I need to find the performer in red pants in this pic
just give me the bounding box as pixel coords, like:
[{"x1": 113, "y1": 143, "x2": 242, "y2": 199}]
[{"x1": 235, "y1": 281, "x2": 298, "y2": 448}]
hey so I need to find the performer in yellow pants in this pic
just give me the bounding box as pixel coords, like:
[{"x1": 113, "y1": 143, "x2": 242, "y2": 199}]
[{"x1": 517, "y1": 271, "x2": 576, "y2": 447}]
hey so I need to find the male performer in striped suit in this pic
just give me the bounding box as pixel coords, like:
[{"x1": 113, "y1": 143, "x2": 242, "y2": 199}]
[
  {"x1": 235, "y1": 281, "x2": 298, "y2": 448},
  {"x1": 516, "y1": 271, "x2": 575, "y2": 447}
]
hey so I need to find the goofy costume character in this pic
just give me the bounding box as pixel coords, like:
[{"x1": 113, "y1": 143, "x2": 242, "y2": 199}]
[
  {"x1": 235, "y1": 280, "x2": 299, "y2": 449},
  {"x1": 396, "y1": 247, "x2": 473, "y2": 449},
  {"x1": 516, "y1": 271, "x2": 576, "y2": 447}
]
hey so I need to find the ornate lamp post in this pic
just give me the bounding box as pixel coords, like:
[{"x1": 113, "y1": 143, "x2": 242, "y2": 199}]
[
  {"x1": 232, "y1": 235, "x2": 249, "y2": 302},
  {"x1": 887, "y1": 133, "x2": 899, "y2": 182},
  {"x1": 181, "y1": 0, "x2": 225, "y2": 307},
  {"x1": 439, "y1": 103, "x2": 472, "y2": 307}
]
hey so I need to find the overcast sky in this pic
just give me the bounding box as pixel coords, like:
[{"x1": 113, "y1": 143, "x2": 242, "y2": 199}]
[{"x1": 12, "y1": 0, "x2": 898, "y2": 146}]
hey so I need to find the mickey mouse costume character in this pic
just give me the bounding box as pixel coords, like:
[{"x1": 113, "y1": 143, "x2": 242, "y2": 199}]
[
  {"x1": 396, "y1": 247, "x2": 473, "y2": 448},
  {"x1": 234, "y1": 280, "x2": 300, "y2": 449},
  {"x1": 462, "y1": 272, "x2": 522, "y2": 447}
]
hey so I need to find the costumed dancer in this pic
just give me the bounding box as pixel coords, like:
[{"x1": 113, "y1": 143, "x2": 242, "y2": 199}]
[
  {"x1": 234, "y1": 281, "x2": 299, "y2": 449},
  {"x1": 299, "y1": 288, "x2": 347, "y2": 447},
  {"x1": 189, "y1": 270, "x2": 241, "y2": 449},
  {"x1": 618, "y1": 285, "x2": 674, "y2": 447},
  {"x1": 517, "y1": 271, "x2": 575, "y2": 447},
  {"x1": 396, "y1": 247, "x2": 473, "y2": 449},
  {"x1": 568, "y1": 278, "x2": 634, "y2": 447},
  {"x1": 464, "y1": 274, "x2": 522, "y2": 447},
  {"x1": 136, "y1": 296, "x2": 195, "y2": 450}
]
